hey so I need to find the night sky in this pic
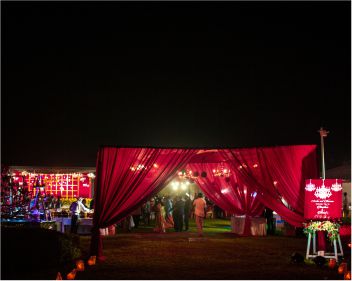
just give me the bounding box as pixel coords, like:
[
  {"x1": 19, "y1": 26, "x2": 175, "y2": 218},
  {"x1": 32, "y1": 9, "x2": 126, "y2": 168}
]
[{"x1": 2, "y1": 2, "x2": 351, "y2": 169}]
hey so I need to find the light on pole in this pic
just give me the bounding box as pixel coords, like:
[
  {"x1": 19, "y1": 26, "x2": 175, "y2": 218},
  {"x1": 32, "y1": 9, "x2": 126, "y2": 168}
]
[{"x1": 318, "y1": 127, "x2": 329, "y2": 179}]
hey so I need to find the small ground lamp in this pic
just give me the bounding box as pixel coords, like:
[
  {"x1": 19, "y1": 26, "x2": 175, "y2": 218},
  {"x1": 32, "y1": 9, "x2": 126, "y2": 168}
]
[
  {"x1": 67, "y1": 269, "x2": 77, "y2": 280},
  {"x1": 339, "y1": 262, "x2": 348, "y2": 275},
  {"x1": 76, "y1": 260, "x2": 85, "y2": 271},
  {"x1": 88, "y1": 256, "x2": 96, "y2": 266},
  {"x1": 344, "y1": 271, "x2": 351, "y2": 280}
]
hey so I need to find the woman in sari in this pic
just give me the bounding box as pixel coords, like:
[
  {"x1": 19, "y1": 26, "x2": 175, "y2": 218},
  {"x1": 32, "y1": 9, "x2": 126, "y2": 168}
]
[
  {"x1": 163, "y1": 196, "x2": 175, "y2": 229},
  {"x1": 153, "y1": 198, "x2": 166, "y2": 233}
]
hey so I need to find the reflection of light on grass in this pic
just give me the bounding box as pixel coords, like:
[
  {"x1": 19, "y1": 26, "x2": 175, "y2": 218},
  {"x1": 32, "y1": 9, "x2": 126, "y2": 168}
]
[{"x1": 187, "y1": 219, "x2": 232, "y2": 233}]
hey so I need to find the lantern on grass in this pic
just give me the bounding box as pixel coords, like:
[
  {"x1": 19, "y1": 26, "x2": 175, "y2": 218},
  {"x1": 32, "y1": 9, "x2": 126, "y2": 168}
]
[
  {"x1": 56, "y1": 272, "x2": 62, "y2": 280},
  {"x1": 328, "y1": 259, "x2": 336, "y2": 269},
  {"x1": 87, "y1": 256, "x2": 96, "y2": 266},
  {"x1": 338, "y1": 262, "x2": 347, "y2": 274},
  {"x1": 344, "y1": 271, "x2": 351, "y2": 280},
  {"x1": 67, "y1": 269, "x2": 77, "y2": 280},
  {"x1": 76, "y1": 260, "x2": 85, "y2": 271}
]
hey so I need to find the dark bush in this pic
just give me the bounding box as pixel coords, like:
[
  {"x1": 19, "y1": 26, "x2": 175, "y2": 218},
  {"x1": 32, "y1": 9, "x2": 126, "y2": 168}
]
[{"x1": 1, "y1": 227, "x2": 81, "y2": 279}]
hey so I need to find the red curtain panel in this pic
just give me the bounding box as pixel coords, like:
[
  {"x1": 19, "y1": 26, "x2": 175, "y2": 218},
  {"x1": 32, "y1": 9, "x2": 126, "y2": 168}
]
[
  {"x1": 90, "y1": 147, "x2": 198, "y2": 258},
  {"x1": 220, "y1": 145, "x2": 318, "y2": 227},
  {"x1": 91, "y1": 145, "x2": 317, "y2": 259}
]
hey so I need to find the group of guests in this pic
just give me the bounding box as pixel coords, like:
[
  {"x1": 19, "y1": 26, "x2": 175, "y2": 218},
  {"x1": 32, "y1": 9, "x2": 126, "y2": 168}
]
[{"x1": 153, "y1": 192, "x2": 207, "y2": 237}]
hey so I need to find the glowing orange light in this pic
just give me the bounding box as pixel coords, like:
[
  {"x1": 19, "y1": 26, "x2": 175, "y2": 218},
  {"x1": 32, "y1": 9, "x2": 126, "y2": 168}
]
[
  {"x1": 153, "y1": 163, "x2": 159, "y2": 168},
  {"x1": 338, "y1": 263, "x2": 347, "y2": 275},
  {"x1": 76, "y1": 260, "x2": 85, "y2": 271},
  {"x1": 66, "y1": 269, "x2": 77, "y2": 280},
  {"x1": 344, "y1": 271, "x2": 351, "y2": 280},
  {"x1": 87, "y1": 256, "x2": 96, "y2": 266}
]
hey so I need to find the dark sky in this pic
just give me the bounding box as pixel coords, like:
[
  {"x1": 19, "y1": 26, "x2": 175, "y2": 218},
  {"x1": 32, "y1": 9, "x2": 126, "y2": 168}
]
[{"x1": 2, "y1": 1, "x2": 351, "y2": 169}]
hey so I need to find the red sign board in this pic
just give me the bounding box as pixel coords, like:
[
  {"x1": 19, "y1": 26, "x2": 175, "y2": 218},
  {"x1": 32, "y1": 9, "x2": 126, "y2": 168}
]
[{"x1": 304, "y1": 179, "x2": 343, "y2": 220}]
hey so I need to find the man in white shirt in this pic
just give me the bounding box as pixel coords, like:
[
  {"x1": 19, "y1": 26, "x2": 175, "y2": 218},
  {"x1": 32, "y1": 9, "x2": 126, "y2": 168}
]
[
  {"x1": 193, "y1": 193, "x2": 207, "y2": 237},
  {"x1": 70, "y1": 197, "x2": 90, "y2": 234}
]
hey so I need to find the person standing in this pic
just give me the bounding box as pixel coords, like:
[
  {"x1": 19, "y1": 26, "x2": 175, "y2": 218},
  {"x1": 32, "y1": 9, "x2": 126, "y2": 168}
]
[
  {"x1": 89, "y1": 198, "x2": 95, "y2": 210},
  {"x1": 142, "y1": 200, "x2": 151, "y2": 225},
  {"x1": 193, "y1": 193, "x2": 207, "y2": 237},
  {"x1": 184, "y1": 194, "x2": 192, "y2": 231},
  {"x1": 131, "y1": 205, "x2": 142, "y2": 228},
  {"x1": 173, "y1": 196, "x2": 185, "y2": 232},
  {"x1": 264, "y1": 207, "x2": 274, "y2": 235},
  {"x1": 164, "y1": 196, "x2": 174, "y2": 229},
  {"x1": 55, "y1": 196, "x2": 62, "y2": 209},
  {"x1": 70, "y1": 197, "x2": 90, "y2": 234},
  {"x1": 153, "y1": 198, "x2": 166, "y2": 233},
  {"x1": 343, "y1": 192, "x2": 350, "y2": 218}
]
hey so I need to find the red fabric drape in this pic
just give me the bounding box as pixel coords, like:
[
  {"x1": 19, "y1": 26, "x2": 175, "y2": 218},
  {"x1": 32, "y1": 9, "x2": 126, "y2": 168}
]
[
  {"x1": 91, "y1": 145, "x2": 318, "y2": 259},
  {"x1": 317, "y1": 231, "x2": 327, "y2": 251},
  {"x1": 90, "y1": 147, "x2": 198, "y2": 258},
  {"x1": 187, "y1": 162, "x2": 264, "y2": 235},
  {"x1": 220, "y1": 145, "x2": 318, "y2": 227}
]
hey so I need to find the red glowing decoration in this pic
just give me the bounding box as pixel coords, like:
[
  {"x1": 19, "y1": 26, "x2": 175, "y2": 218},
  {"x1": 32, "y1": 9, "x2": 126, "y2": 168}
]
[
  {"x1": 328, "y1": 259, "x2": 336, "y2": 269},
  {"x1": 304, "y1": 179, "x2": 343, "y2": 220},
  {"x1": 10, "y1": 171, "x2": 93, "y2": 199}
]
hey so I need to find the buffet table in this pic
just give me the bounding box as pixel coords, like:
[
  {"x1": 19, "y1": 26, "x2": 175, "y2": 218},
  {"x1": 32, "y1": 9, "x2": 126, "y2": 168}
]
[
  {"x1": 1, "y1": 219, "x2": 57, "y2": 230},
  {"x1": 53, "y1": 217, "x2": 93, "y2": 234},
  {"x1": 231, "y1": 216, "x2": 267, "y2": 236}
]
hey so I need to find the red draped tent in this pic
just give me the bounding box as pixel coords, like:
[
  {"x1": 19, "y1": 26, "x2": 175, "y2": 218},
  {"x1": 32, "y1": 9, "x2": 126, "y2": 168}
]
[{"x1": 90, "y1": 145, "x2": 318, "y2": 259}]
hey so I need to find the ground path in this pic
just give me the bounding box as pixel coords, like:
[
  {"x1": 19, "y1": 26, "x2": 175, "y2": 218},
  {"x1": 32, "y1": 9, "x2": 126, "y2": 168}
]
[{"x1": 76, "y1": 219, "x2": 343, "y2": 280}]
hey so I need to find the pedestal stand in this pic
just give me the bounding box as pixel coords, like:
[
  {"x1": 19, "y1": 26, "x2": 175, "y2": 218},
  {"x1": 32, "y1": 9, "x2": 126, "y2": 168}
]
[{"x1": 305, "y1": 231, "x2": 344, "y2": 261}]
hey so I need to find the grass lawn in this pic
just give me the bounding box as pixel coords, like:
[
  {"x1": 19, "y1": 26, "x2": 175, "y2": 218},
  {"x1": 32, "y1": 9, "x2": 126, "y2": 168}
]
[{"x1": 73, "y1": 219, "x2": 344, "y2": 280}]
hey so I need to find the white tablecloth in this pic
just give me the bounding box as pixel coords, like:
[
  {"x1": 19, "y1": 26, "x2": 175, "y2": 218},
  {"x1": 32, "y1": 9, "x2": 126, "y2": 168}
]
[
  {"x1": 53, "y1": 217, "x2": 93, "y2": 234},
  {"x1": 231, "y1": 216, "x2": 267, "y2": 236}
]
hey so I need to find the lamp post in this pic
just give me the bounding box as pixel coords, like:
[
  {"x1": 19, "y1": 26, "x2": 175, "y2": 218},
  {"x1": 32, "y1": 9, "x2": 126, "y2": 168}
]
[{"x1": 318, "y1": 127, "x2": 329, "y2": 179}]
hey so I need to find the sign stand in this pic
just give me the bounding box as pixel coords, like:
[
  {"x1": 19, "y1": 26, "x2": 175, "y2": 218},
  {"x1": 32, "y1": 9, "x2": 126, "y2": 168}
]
[{"x1": 305, "y1": 231, "x2": 344, "y2": 261}]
